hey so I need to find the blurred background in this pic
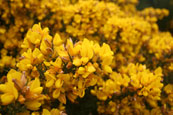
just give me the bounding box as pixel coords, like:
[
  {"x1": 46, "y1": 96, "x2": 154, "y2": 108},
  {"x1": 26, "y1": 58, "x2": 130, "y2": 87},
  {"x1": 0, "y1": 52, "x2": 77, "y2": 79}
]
[{"x1": 137, "y1": 0, "x2": 173, "y2": 33}]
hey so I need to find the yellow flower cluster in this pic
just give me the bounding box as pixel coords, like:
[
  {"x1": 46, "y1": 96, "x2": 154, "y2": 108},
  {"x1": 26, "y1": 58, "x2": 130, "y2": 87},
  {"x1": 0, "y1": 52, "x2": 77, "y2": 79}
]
[
  {"x1": 0, "y1": 0, "x2": 70, "y2": 73},
  {"x1": 148, "y1": 32, "x2": 173, "y2": 59},
  {"x1": 0, "y1": 49, "x2": 16, "y2": 72},
  {"x1": 0, "y1": 0, "x2": 170, "y2": 72},
  {"x1": 61, "y1": 0, "x2": 122, "y2": 40},
  {"x1": 91, "y1": 63, "x2": 163, "y2": 100},
  {"x1": 164, "y1": 84, "x2": 173, "y2": 107},
  {"x1": 139, "y1": 7, "x2": 169, "y2": 23},
  {"x1": 0, "y1": 0, "x2": 173, "y2": 114},
  {"x1": 102, "y1": 16, "x2": 151, "y2": 66},
  {"x1": 145, "y1": 32, "x2": 173, "y2": 77},
  {"x1": 0, "y1": 23, "x2": 114, "y2": 114},
  {"x1": 97, "y1": 95, "x2": 168, "y2": 115},
  {"x1": 0, "y1": 69, "x2": 45, "y2": 110}
]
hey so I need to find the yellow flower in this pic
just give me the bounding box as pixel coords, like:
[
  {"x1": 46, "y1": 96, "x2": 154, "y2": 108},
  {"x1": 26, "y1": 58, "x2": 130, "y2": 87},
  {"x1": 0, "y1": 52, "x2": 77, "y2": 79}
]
[
  {"x1": 17, "y1": 48, "x2": 44, "y2": 71},
  {"x1": 17, "y1": 58, "x2": 32, "y2": 71},
  {"x1": 45, "y1": 71, "x2": 56, "y2": 87},
  {"x1": 40, "y1": 36, "x2": 53, "y2": 55},
  {"x1": 0, "y1": 81, "x2": 18, "y2": 105},
  {"x1": 148, "y1": 32, "x2": 173, "y2": 59},
  {"x1": 74, "y1": 14, "x2": 82, "y2": 23},
  {"x1": 42, "y1": 108, "x2": 60, "y2": 115},
  {"x1": 51, "y1": 36, "x2": 63, "y2": 56},
  {"x1": 0, "y1": 28, "x2": 6, "y2": 34},
  {"x1": 86, "y1": 63, "x2": 96, "y2": 77},
  {"x1": 53, "y1": 33, "x2": 63, "y2": 46},
  {"x1": 55, "y1": 45, "x2": 69, "y2": 61},
  {"x1": 50, "y1": 57, "x2": 62, "y2": 69},
  {"x1": 58, "y1": 93, "x2": 66, "y2": 104},
  {"x1": 7, "y1": 69, "x2": 22, "y2": 82},
  {"x1": 21, "y1": 23, "x2": 51, "y2": 51},
  {"x1": 67, "y1": 92, "x2": 78, "y2": 103},
  {"x1": 91, "y1": 89, "x2": 108, "y2": 101},
  {"x1": 30, "y1": 78, "x2": 43, "y2": 94},
  {"x1": 49, "y1": 74, "x2": 71, "y2": 100},
  {"x1": 55, "y1": 79, "x2": 64, "y2": 88},
  {"x1": 72, "y1": 39, "x2": 94, "y2": 66},
  {"x1": 99, "y1": 43, "x2": 114, "y2": 66},
  {"x1": 44, "y1": 58, "x2": 63, "y2": 88},
  {"x1": 24, "y1": 78, "x2": 44, "y2": 110},
  {"x1": 53, "y1": 88, "x2": 61, "y2": 99},
  {"x1": 73, "y1": 57, "x2": 82, "y2": 66},
  {"x1": 21, "y1": 24, "x2": 43, "y2": 49},
  {"x1": 122, "y1": 74, "x2": 130, "y2": 87},
  {"x1": 98, "y1": 43, "x2": 114, "y2": 74},
  {"x1": 31, "y1": 112, "x2": 40, "y2": 115},
  {"x1": 168, "y1": 63, "x2": 173, "y2": 71},
  {"x1": 0, "y1": 55, "x2": 16, "y2": 68},
  {"x1": 0, "y1": 69, "x2": 22, "y2": 105},
  {"x1": 25, "y1": 100, "x2": 42, "y2": 111},
  {"x1": 103, "y1": 65, "x2": 112, "y2": 73},
  {"x1": 164, "y1": 84, "x2": 173, "y2": 94},
  {"x1": 32, "y1": 48, "x2": 44, "y2": 64},
  {"x1": 122, "y1": 63, "x2": 163, "y2": 100},
  {"x1": 74, "y1": 62, "x2": 96, "y2": 79},
  {"x1": 80, "y1": 39, "x2": 94, "y2": 60}
]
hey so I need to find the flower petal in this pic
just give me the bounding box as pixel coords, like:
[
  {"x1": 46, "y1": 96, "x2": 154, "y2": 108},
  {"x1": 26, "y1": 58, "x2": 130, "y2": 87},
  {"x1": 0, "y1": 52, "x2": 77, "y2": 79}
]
[
  {"x1": 1, "y1": 93, "x2": 14, "y2": 105},
  {"x1": 25, "y1": 100, "x2": 41, "y2": 110}
]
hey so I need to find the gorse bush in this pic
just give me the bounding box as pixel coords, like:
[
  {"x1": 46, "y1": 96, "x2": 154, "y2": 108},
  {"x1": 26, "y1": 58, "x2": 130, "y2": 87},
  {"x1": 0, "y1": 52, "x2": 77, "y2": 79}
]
[{"x1": 0, "y1": 0, "x2": 172, "y2": 114}]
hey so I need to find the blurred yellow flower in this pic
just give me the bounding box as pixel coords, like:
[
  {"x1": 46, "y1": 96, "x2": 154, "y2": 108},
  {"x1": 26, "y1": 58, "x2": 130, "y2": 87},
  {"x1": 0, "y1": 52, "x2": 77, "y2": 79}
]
[{"x1": 42, "y1": 109, "x2": 59, "y2": 115}]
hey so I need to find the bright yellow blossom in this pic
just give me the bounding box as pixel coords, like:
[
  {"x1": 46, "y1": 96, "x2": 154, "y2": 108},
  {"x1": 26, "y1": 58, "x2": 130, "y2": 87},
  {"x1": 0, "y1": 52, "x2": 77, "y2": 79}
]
[
  {"x1": 24, "y1": 78, "x2": 44, "y2": 110},
  {"x1": 17, "y1": 48, "x2": 44, "y2": 71},
  {"x1": 0, "y1": 69, "x2": 22, "y2": 105},
  {"x1": 0, "y1": 81, "x2": 18, "y2": 105}
]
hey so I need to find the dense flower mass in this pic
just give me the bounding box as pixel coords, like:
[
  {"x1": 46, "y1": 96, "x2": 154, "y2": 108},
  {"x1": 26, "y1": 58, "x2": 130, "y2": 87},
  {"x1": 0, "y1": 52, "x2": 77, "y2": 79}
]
[
  {"x1": 0, "y1": 0, "x2": 172, "y2": 114},
  {"x1": 91, "y1": 63, "x2": 163, "y2": 101}
]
